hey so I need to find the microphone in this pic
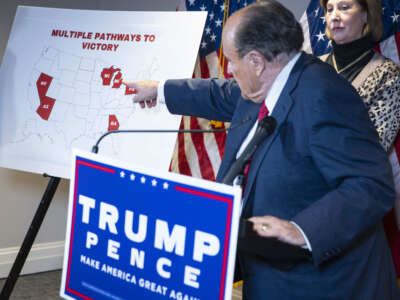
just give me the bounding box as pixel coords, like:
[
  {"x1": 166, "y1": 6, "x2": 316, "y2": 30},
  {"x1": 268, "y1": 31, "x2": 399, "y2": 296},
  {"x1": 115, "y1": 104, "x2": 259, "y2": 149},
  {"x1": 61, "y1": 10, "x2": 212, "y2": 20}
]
[
  {"x1": 222, "y1": 115, "x2": 276, "y2": 185},
  {"x1": 91, "y1": 116, "x2": 252, "y2": 154}
]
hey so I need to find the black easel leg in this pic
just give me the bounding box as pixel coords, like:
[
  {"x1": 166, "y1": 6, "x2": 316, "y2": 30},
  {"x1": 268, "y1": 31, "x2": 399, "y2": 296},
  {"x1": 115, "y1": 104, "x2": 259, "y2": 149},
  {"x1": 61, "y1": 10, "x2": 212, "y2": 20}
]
[{"x1": 0, "y1": 176, "x2": 61, "y2": 300}]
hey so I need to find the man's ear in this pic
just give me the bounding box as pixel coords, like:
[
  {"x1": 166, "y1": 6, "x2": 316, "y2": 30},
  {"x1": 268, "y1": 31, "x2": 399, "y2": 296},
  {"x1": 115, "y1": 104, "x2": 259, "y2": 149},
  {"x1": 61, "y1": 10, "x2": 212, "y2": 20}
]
[{"x1": 247, "y1": 50, "x2": 265, "y2": 76}]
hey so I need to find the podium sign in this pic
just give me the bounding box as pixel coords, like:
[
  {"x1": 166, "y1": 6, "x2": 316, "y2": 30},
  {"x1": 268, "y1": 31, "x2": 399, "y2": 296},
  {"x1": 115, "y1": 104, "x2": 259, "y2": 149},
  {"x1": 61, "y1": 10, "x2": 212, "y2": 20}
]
[{"x1": 61, "y1": 150, "x2": 241, "y2": 300}]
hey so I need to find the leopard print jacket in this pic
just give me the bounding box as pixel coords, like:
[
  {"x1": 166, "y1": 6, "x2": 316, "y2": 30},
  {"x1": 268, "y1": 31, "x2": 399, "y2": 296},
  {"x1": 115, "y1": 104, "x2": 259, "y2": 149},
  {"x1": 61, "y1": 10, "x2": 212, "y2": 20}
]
[{"x1": 321, "y1": 52, "x2": 400, "y2": 151}]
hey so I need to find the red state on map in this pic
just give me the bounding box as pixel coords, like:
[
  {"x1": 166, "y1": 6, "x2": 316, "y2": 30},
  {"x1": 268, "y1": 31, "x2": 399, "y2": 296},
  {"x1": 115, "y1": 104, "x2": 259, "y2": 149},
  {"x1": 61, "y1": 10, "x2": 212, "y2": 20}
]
[
  {"x1": 36, "y1": 96, "x2": 56, "y2": 121},
  {"x1": 125, "y1": 86, "x2": 137, "y2": 95},
  {"x1": 112, "y1": 72, "x2": 123, "y2": 88},
  {"x1": 36, "y1": 73, "x2": 53, "y2": 98},
  {"x1": 101, "y1": 66, "x2": 121, "y2": 86},
  {"x1": 108, "y1": 115, "x2": 120, "y2": 131}
]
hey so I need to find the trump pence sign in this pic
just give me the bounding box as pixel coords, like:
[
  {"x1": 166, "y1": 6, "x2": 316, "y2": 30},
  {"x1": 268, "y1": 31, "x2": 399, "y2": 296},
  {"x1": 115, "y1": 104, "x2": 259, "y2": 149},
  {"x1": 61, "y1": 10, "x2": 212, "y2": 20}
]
[{"x1": 60, "y1": 150, "x2": 241, "y2": 300}]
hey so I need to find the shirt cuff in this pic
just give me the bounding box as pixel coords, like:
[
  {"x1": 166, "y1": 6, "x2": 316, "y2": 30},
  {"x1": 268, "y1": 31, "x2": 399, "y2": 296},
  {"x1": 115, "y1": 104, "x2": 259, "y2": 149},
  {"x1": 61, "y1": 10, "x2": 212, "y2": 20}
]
[
  {"x1": 157, "y1": 79, "x2": 166, "y2": 104},
  {"x1": 290, "y1": 221, "x2": 312, "y2": 251}
]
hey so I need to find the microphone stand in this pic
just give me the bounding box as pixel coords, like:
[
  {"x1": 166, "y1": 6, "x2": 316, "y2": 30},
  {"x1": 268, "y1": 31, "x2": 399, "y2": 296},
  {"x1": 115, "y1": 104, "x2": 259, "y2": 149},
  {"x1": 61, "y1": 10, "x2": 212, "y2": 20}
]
[
  {"x1": 92, "y1": 128, "x2": 227, "y2": 153},
  {"x1": 91, "y1": 116, "x2": 252, "y2": 154}
]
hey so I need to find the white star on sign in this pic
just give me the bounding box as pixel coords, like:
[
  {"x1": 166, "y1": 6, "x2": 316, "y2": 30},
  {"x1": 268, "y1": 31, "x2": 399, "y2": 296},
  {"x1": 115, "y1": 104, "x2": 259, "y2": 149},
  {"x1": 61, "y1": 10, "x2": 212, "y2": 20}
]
[
  {"x1": 210, "y1": 34, "x2": 217, "y2": 42},
  {"x1": 391, "y1": 12, "x2": 400, "y2": 23},
  {"x1": 130, "y1": 174, "x2": 135, "y2": 181},
  {"x1": 140, "y1": 176, "x2": 146, "y2": 183},
  {"x1": 215, "y1": 19, "x2": 222, "y2": 27},
  {"x1": 152, "y1": 179, "x2": 157, "y2": 187},
  {"x1": 163, "y1": 182, "x2": 169, "y2": 190},
  {"x1": 120, "y1": 171, "x2": 125, "y2": 178},
  {"x1": 316, "y1": 31, "x2": 325, "y2": 41}
]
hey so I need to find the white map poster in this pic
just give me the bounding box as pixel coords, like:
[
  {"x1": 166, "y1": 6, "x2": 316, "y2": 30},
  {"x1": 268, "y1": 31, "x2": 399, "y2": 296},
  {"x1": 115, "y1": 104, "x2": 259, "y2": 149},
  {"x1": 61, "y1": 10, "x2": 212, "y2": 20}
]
[{"x1": 0, "y1": 6, "x2": 207, "y2": 178}]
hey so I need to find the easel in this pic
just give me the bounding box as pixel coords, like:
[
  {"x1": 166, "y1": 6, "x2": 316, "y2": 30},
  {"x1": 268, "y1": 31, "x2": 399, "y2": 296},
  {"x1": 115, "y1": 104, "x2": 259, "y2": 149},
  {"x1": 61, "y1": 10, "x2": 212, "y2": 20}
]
[{"x1": 0, "y1": 175, "x2": 61, "y2": 299}]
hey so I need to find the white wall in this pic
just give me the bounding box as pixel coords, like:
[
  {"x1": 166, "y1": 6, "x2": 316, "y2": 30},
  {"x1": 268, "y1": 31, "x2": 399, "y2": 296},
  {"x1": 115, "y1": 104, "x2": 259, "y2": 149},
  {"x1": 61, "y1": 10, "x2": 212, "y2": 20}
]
[{"x1": 0, "y1": 0, "x2": 309, "y2": 278}]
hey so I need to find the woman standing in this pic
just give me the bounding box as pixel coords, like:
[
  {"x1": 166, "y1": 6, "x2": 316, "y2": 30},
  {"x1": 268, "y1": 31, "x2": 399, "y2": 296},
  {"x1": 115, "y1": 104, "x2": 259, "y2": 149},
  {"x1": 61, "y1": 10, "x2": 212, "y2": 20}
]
[{"x1": 320, "y1": 0, "x2": 400, "y2": 277}]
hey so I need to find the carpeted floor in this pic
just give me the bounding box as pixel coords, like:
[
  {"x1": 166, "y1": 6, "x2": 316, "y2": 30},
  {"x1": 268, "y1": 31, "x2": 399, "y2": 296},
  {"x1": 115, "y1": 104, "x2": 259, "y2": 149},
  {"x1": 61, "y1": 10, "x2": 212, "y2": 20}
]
[
  {"x1": 0, "y1": 270, "x2": 243, "y2": 299},
  {"x1": 0, "y1": 270, "x2": 63, "y2": 299}
]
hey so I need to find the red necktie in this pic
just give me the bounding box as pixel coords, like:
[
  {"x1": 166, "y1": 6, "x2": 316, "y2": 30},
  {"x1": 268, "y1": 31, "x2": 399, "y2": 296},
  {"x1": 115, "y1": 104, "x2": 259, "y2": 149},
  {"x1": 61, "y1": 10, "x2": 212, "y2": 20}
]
[
  {"x1": 258, "y1": 103, "x2": 269, "y2": 121},
  {"x1": 242, "y1": 103, "x2": 269, "y2": 191}
]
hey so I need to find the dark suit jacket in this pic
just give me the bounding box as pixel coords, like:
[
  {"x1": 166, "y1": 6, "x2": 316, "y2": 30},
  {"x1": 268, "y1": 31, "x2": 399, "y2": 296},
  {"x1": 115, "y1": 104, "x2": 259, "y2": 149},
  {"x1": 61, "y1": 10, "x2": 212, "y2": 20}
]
[{"x1": 164, "y1": 52, "x2": 400, "y2": 299}]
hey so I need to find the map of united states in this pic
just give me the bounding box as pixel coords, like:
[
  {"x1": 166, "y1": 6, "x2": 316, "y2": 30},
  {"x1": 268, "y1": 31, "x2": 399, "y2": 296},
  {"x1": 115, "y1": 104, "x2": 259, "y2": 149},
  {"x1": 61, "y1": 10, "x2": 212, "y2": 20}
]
[{"x1": 21, "y1": 46, "x2": 160, "y2": 150}]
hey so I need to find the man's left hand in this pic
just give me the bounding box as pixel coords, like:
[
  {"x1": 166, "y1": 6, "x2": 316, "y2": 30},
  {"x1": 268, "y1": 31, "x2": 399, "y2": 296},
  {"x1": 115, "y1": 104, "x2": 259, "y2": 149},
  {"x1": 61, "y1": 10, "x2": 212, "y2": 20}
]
[{"x1": 248, "y1": 215, "x2": 306, "y2": 247}]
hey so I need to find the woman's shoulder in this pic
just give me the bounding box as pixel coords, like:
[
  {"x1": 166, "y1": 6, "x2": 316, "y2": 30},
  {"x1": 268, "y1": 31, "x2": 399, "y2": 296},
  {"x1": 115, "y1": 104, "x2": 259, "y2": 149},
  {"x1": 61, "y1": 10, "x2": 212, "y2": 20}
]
[
  {"x1": 370, "y1": 52, "x2": 400, "y2": 76},
  {"x1": 355, "y1": 52, "x2": 400, "y2": 90}
]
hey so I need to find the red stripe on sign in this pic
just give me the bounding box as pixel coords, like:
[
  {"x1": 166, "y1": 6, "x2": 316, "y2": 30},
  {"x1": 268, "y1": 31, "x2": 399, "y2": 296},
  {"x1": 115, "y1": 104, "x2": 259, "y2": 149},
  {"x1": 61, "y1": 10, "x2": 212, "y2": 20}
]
[
  {"x1": 77, "y1": 160, "x2": 116, "y2": 174},
  {"x1": 177, "y1": 118, "x2": 192, "y2": 176},
  {"x1": 66, "y1": 162, "x2": 94, "y2": 300},
  {"x1": 220, "y1": 195, "x2": 232, "y2": 300},
  {"x1": 66, "y1": 287, "x2": 93, "y2": 300},
  {"x1": 175, "y1": 185, "x2": 232, "y2": 202},
  {"x1": 190, "y1": 117, "x2": 215, "y2": 181}
]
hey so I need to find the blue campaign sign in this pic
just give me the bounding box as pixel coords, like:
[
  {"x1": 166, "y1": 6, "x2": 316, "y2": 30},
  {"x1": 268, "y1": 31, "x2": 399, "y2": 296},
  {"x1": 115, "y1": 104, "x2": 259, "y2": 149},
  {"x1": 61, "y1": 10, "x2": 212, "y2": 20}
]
[{"x1": 60, "y1": 149, "x2": 241, "y2": 300}]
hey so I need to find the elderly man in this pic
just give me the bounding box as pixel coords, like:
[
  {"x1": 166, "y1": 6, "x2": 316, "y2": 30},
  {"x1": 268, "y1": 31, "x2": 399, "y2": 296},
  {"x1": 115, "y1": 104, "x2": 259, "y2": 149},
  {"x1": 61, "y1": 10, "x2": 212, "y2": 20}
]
[{"x1": 125, "y1": 1, "x2": 399, "y2": 299}]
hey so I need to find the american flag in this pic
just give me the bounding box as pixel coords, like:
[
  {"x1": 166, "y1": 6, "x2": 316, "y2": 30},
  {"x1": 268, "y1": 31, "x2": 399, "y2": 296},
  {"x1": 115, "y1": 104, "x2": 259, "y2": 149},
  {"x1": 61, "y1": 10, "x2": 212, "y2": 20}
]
[
  {"x1": 169, "y1": 0, "x2": 257, "y2": 181},
  {"x1": 300, "y1": 0, "x2": 400, "y2": 275}
]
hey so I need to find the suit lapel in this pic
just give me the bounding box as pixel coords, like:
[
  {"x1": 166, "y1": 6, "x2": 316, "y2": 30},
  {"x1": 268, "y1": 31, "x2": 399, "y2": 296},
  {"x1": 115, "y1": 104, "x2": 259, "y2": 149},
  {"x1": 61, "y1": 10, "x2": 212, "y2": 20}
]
[
  {"x1": 216, "y1": 101, "x2": 260, "y2": 182},
  {"x1": 241, "y1": 53, "x2": 310, "y2": 206}
]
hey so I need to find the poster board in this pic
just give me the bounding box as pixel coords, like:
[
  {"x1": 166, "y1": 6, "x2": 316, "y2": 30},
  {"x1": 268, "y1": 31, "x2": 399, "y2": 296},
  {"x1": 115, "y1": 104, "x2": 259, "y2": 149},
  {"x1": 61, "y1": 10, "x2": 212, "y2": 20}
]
[{"x1": 0, "y1": 6, "x2": 206, "y2": 178}]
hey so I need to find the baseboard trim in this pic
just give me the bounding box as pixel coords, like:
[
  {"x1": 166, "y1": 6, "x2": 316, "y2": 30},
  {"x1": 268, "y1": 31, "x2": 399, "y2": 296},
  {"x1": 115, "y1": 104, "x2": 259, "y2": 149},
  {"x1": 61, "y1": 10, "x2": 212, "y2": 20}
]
[{"x1": 0, "y1": 241, "x2": 65, "y2": 279}]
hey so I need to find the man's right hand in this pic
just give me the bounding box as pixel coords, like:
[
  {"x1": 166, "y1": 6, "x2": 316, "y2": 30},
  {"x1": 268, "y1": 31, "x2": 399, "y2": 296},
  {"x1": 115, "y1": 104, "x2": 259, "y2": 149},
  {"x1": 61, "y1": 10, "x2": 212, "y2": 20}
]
[{"x1": 122, "y1": 80, "x2": 159, "y2": 108}]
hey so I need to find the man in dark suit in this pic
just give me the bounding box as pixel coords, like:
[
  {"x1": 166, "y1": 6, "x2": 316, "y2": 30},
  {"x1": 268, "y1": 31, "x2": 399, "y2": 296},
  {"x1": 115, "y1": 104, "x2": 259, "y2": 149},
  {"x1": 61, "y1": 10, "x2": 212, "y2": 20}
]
[{"x1": 124, "y1": 1, "x2": 399, "y2": 299}]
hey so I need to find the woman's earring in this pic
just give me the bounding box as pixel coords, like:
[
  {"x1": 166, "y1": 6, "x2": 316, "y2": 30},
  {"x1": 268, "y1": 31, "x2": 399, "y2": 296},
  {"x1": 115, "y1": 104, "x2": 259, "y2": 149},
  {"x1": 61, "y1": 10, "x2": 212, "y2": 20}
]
[{"x1": 362, "y1": 23, "x2": 368, "y2": 36}]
